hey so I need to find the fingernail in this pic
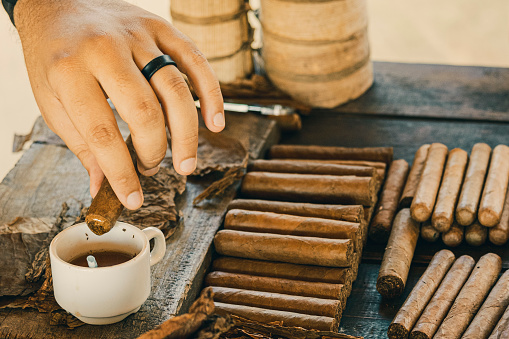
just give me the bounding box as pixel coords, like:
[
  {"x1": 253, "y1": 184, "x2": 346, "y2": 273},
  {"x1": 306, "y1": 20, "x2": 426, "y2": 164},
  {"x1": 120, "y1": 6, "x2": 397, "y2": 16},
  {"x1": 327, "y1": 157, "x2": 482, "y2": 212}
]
[
  {"x1": 213, "y1": 112, "x2": 225, "y2": 127},
  {"x1": 180, "y1": 157, "x2": 196, "y2": 174},
  {"x1": 126, "y1": 191, "x2": 142, "y2": 209},
  {"x1": 139, "y1": 164, "x2": 160, "y2": 177}
]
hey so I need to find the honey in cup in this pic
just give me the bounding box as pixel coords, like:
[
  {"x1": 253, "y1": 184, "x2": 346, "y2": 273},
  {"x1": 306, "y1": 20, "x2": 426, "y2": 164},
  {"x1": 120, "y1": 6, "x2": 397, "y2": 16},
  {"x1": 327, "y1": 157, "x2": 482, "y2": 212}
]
[{"x1": 70, "y1": 251, "x2": 136, "y2": 267}]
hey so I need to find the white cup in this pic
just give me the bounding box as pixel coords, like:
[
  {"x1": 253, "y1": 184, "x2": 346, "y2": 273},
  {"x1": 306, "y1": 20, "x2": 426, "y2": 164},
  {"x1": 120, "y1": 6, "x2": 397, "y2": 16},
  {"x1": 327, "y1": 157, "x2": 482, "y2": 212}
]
[{"x1": 49, "y1": 221, "x2": 165, "y2": 325}]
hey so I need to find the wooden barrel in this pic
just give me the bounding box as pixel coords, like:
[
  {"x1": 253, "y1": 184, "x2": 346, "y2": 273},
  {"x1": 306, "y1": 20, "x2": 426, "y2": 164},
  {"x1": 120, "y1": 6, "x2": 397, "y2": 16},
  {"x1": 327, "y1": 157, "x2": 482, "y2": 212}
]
[
  {"x1": 260, "y1": 0, "x2": 373, "y2": 108},
  {"x1": 171, "y1": 0, "x2": 253, "y2": 83}
]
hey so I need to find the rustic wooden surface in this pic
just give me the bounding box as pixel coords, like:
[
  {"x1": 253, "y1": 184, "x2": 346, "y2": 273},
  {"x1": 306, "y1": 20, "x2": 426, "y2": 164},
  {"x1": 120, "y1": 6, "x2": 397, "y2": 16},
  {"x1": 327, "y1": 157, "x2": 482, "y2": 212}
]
[{"x1": 0, "y1": 112, "x2": 279, "y2": 338}]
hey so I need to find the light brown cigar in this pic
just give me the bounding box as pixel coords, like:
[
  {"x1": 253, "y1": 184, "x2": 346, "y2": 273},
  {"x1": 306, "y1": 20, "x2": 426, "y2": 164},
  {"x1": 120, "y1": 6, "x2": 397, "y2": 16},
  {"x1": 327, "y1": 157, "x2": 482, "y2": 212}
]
[
  {"x1": 432, "y1": 148, "x2": 468, "y2": 232},
  {"x1": 465, "y1": 221, "x2": 488, "y2": 246},
  {"x1": 248, "y1": 159, "x2": 377, "y2": 177},
  {"x1": 420, "y1": 220, "x2": 440, "y2": 242},
  {"x1": 489, "y1": 187, "x2": 509, "y2": 245},
  {"x1": 434, "y1": 253, "x2": 502, "y2": 339},
  {"x1": 442, "y1": 222, "x2": 464, "y2": 247},
  {"x1": 456, "y1": 143, "x2": 492, "y2": 226},
  {"x1": 225, "y1": 209, "x2": 361, "y2": 250},
  {"x1": 241, "y1": 172, "x2": 375, "y2": 205},
  {"x1": 479, "y1": 145, "x2": 509, "y2": 227},
  {"x1": 462, "y1": 270, "x2": 509, "y2": 339},
  {"x1": 227, "y1": 199, "x2": 364, "y2": 223},
  {"x1": 214, "y1": 230, "x2": 353, "y2": 267},
  {"x1": 269, "y1": 144, "x2": 393, "y2": 164},
  {"x1": 210, "y1": 286, "x2": 342, "y2": 318},
  {"x1": 409, "y1": 255, "x2": 475, "y2": 339},
  {"x1": 376, "y1": 209, "x2": 420, "y2": 299},
  {"x1": 206, "y1": 272, "x2": 345, "y2": 300},
  {"x1": 369, "y1": 159, "x2": 410, "y2": 243},
  {"x1": 282, "y1": 158, "x2": 387, "y2": 170},
  {"x1": 214, "y1": 302, "x2": 339, "y2": 332},
  {"x1": 399, "y1": 144, "x2": 430, "y2": 209},
  {"x1": 212, "y1": 257, "x2": 352, "y2": 285},
  {"x1": 410, "y1": 143, "x2": 449, "y2": 222},
  {"x1": 489, "y1": 305, "x2": 509, "y2": 339},
  {"x1": 387, "y1": 250, "x2": 456, "y2": 339}
]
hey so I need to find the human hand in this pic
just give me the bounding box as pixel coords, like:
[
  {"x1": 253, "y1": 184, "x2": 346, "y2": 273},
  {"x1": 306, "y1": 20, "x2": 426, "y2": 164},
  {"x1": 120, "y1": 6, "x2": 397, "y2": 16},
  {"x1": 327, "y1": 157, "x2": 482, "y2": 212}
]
[{"x1": 14, "y1": 0, "x2": 225, "y2": 209}]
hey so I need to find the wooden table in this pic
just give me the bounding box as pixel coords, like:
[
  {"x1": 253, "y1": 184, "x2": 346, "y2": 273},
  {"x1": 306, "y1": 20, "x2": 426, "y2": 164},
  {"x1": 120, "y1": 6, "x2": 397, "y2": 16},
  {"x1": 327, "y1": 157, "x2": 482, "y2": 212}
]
[{"x1": 1, "y1": 61, "x2": 509, "y2": 338}]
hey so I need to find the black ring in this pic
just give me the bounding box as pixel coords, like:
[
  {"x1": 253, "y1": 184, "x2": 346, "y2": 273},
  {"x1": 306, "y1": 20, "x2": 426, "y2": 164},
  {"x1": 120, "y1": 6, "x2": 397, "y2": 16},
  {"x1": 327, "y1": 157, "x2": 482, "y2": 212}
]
[{"x1": 141, "y1": 55, "x2": 177, "y2": 81}]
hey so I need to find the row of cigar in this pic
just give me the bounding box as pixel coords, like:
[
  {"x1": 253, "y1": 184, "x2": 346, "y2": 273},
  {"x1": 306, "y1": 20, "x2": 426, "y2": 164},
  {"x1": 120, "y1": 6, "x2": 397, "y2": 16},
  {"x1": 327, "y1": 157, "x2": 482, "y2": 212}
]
[
  {"x1": 388, "y1": 250, "x2": 509, "y2": 339},
  {"x1": 204, "y1": 145, "x2": 392, "y2": 331}
]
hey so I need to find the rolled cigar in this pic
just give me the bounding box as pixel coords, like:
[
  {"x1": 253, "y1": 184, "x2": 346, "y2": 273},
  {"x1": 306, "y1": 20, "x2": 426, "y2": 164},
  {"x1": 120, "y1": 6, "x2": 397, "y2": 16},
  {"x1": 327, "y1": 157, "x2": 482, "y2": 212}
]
[
  {"x1": 247, "y1": 159, "x2": 377, "y2": 177},
  {"x1": 479, "y1": 145, "x2": 509, "y2": 227},
  {"x1": 210, "y1": 286, "x2": 341, "y2": 318},
  {"x1": 409, "y1": 255, "x2": 475, "y2": 339},
  {"x1": 465, "y1": 220, "x2": 488, "y2": 246},
  {"x1": 282, "y1": 158, "x2": 387, "y2": 170},
  {"x1": 462, "y1": 270, "x2": 509, "y2": 339},
  {"x1": 205, "y1": 271, "x2": 345, "y2": 300},
  {"x1": 376, "y1": 209, "x2": 420, "y2": 299},
  {"x1": 456, "y1": 143, "x2": 492, "y2": 226},
  {"x1": 225, "y1": 209, "x2": 361, "y2": 250},
  {"x1": 433, "y1": 253, "x2": 502, "y2": 339},
  {"x1": 489, "y1": 305, "x2": 509, "y2": 339},
  {"x1": 420, "y1": 220, "x2": 440, "y2": 243},
  {"x1": 214, "y1": 230, "x2": 353, "y2": 267},
  {"x1": 227, "y1": 199, "x2": 364, "y2": 223},
  {"x1": 399, "y1": 144, "x2": 430, "y2": 209},
  {"x1": 212, "y1": 257, "x2": 352, "y2": 284},
  {"x1": 442, "y1": 222, "x2": 464, "y2": 247},
  {"x1": 431, "y1": 148, "x2": 468, "y2": 232},
  {"x1": 489, "y1": 187, "x2": 509, "y2": 245},
  {"x1": 240, "y1": 172, "x2": 375, "y2": 205},
  {"x1": 269, "y1": 145, "x2": 393, "y2": 164},
  {"x1": 387, "y1": 250, "x2": 456, "y2": 339},
  {"x1": 214, "y1": 302, "x2": 338, "y2": 332},
  {"x1": 410, "y1": 143, "x2": 449, "y2": 222},
  {"x1": 85, "y1": 135, "x2": 138, "y2": 235},
  {"x1": 369, "y1": 159, "x2": 410, "y2": 243}
]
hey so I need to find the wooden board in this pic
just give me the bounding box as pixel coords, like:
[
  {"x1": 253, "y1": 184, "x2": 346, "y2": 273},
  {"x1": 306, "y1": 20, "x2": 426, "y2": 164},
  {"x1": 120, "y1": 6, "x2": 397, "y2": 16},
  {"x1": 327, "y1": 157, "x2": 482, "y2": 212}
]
[{"x1": 0, "y1": 112, "x2": 279, "y2": 338}]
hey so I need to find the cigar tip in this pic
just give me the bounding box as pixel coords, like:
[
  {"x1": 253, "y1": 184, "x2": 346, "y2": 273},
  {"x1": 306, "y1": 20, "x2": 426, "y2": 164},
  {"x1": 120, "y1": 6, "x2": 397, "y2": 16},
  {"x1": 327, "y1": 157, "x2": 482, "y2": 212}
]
[
  {"x1": 478, "y1": 209, "x2": 499, "y2": 227},
  {"x1": 85, "y1": 214, "x2": 113, "y2": 236},
  {"x1": 388, "y1": 323, "x2": 409, "y2": 339}
]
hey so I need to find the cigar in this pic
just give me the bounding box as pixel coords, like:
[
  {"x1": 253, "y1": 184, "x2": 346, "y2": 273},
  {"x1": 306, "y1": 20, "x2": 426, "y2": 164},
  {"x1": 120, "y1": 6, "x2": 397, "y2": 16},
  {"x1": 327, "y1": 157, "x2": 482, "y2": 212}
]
[
  {"x1": 434, "y1": 253, "x2": 502, "y2": 339},
  {"x1": 376, "y1": 209, "x2": 420, "y2": 299},
  {"x1": 280, "y1": 159, "x2": 387, "y2": 170},
  {"x1": 462, "y1": 270, "x2": 509, "y2": 339},
  {"x1": 369, "y1": 159, "x2": 409, "y2": 243},
  {"x1": 409, "y1": 255, "x2": 475, "y2": 339},
  {"x1": 456, "y1": 143, "x2": 492, "y2": 226},
  {"x1": 489, "y1": 187, "x2": 509, "y2": 245},
  {"x1": 85, "y1": 135, "x2": 138, "y2": 235},
  {"x1": 410, "y1": 143, "x2": 449, "y2": 222},
  {"x1": 489, "y1": 305, "x2": 509, "y2": 339},
  {"x1": 211, "y1": 257, "x2": 352, "y2": 285},
  {"x1": 269, "y1": 145, "x2": 393, "y2": 164},
  {"x1": 247, "y1": 159, "x2": 377, "y2": 177},
  {"x1": 210, "y1": 286, "x2": 342, "y2": 318},
  {"x1": 431, "y1": 148, "x2": 468, "y2": 232},
  {"x1": 399, "y1": 145, "x2": 430, "y2": 209},
  {"x1": 214, "y1": 302, "x2": 339, "y2": 332},
  {"x1": 420, "y1": 220, "x2": 440, "y2": 243},
  {"x1": 214, "y1": 230, "x2": 353, "y2": 267},
  {"x1": 465, "y1": 220, "x2": 488, "y2": 246},
  {"x1": 240, "y1": 172, "x2": 376, "y2": 206},
  {"x1": 225, "y1": 209, "x2": 362, "y2": 251},
  {"x1": 227, "y1": 199, "x2": 364, "y2": 223},
  {"x1": 387, "y1": 250, "x2": 456, "y2": 339},
  {"x1": 442, "y1": 222, "x2": 464, "y2": 247},
  {"x1": 205, "y1": 271, "x2": 345, "y2": 300},
  {"x1": 479, "y1": 145, "x2": 509, "y2": 227}
]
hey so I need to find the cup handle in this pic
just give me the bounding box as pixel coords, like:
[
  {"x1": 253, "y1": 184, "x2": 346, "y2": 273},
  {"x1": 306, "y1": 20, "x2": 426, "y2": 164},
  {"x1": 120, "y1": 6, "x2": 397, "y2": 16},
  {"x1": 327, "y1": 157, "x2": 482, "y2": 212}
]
[{"x1": 142, "y1": 227, "x2": 166, "y2": 266}]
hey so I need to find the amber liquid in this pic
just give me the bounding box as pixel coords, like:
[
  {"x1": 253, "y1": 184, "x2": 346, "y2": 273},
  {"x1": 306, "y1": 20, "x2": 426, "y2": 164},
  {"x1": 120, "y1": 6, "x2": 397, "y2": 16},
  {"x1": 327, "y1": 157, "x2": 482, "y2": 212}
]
[{"x1": 69, "y1": 251, "x2": 136, "y2": 267}]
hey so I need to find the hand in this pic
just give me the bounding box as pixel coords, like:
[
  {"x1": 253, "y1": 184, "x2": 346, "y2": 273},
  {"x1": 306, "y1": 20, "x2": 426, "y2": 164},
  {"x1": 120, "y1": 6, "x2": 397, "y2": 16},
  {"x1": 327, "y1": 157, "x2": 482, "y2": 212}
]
[{"x1": 14, "y1": 0, "x2": 225, "y2": 209}]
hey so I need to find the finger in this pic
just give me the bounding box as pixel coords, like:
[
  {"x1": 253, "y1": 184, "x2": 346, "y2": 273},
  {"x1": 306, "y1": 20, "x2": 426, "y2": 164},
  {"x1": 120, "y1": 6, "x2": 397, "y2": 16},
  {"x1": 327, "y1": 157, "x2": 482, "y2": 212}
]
[
  {"x1": 133, "y1": 48, "x2": 199, "y2": 176},
  {"x1": 50, "y1": 72, "x2": 143, "y2": 210},
  {"x1": 92, "y1": 53, "x2": 167, "y2": 177},
  {"x1": 155, "y1": 25, "x2": 225, "y2": 133}
]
